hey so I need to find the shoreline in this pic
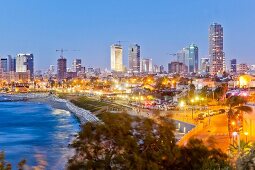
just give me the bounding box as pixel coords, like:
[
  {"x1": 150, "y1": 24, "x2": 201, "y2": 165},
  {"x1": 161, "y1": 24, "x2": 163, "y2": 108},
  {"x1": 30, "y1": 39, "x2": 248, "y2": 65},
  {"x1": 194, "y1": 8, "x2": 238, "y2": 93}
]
[{"x1": 0, "y1": 93, "x2": 100, "y2": 124}]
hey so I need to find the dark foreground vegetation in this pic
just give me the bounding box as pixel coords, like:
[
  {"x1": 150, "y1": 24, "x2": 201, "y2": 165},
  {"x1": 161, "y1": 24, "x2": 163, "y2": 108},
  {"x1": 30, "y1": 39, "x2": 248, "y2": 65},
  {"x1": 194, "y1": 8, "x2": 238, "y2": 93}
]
[{"x1": 67, "y1": 112, "x2": 232, "y2": 170}]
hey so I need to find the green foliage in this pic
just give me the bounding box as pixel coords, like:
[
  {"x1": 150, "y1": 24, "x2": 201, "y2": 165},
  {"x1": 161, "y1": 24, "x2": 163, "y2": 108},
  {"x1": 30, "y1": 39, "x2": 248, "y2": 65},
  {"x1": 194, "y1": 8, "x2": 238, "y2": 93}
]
[
  {"x1": 189, "y1": 84, "x2": 196, "y2": 98},
  {"x1": 200, "y1": 85, "x2": 208, "y2": 98},
  {"x1": 177, "y1": 138, "x2": 231, "y2": 170},
  {"x1": 70, "y1": 97, "x2": 112, "y2": 112},
  {"x1": 0, "y1": 152, "x2": 27, "y2": 170},
  {"x1": 0, "y1": 152, "x2": 11, "y2": 170},
  {"x1": 214, "y1": 84, "x2": 228, "y2": 101},
  {"x1": 68, "y1": 113, "x2": 232, "y2": 170},
  {"x1": 226, "y1": 96, "x2": 252, "y2": 136},
  {"x1": 236, "y1": 142, "x2": 255, "y2": 169},
  {"x1": 229, "y1": 140, "x2": 252, "y2": 158}
]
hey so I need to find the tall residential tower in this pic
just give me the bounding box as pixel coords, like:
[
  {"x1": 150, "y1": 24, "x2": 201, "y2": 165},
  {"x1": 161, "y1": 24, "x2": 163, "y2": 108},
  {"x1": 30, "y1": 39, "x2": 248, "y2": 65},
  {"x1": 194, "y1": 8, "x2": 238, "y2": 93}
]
[
  {"x1": 110, "y1": 44, "x2": 123, "y2": 72},
  {"x1": 209, "y1": 23, "x2": 225, "y2": 75},
  {"x1": 57, "y1": 57, "x2": 67, "y2": 81},
  {"x1": 128, "y1": 44, "x2": 140, "y2": 73}
]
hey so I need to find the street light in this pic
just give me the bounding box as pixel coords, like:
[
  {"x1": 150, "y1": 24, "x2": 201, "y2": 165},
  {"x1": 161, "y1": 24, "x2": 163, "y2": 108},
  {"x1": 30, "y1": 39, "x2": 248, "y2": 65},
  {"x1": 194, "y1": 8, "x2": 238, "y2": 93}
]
[
  {"x1": 190, "y1": 99, "x2": 195, "y2": 119},
  {"x1": 232, "y1": 132, "x2": 240, "y2": 152},
  {"x1": 179, "y1": 100, "x2": 185, "y2": 108},
  {"x1": 195, "y1": 96, "x2": 199, "y2": 101},
  {"x1": 244, "y1": 131, "x2": 249, "y2": 143}
]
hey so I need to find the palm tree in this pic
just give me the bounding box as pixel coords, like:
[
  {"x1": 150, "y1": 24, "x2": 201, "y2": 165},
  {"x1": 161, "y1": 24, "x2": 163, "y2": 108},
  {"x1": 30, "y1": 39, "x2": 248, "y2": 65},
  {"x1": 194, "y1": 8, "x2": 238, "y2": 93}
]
[
  {"x1": 226, "y1": 96, "x2": 252, "y2": 138},
  {"x1": 229, "y1": 140, "x2": 252, "y2": 157},
  {"x1": 236, "y1": 142, "x2": 255, "y2": 169}
]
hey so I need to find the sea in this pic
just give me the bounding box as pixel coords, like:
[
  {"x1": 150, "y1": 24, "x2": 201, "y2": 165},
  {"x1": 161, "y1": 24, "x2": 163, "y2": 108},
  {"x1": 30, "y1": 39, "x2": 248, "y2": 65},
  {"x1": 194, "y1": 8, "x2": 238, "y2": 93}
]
[{"x1": 0, "y1": 98, "x2": 80, "y2": 169}]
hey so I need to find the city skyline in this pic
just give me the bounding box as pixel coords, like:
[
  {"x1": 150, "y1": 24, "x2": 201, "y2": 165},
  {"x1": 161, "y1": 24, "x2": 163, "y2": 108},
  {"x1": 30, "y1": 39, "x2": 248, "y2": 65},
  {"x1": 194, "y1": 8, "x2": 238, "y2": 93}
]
[{"x1": 0, "y1": 0, "x2": 255, "y2": 70}]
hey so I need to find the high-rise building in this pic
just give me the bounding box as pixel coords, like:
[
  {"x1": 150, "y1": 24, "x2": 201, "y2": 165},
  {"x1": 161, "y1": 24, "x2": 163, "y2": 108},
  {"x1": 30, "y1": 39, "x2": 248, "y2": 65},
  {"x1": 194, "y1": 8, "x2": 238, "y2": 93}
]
[
  {"x1": 128, "y1": 44, "x2": 140, "y2": 73},
  {"x1": 0, "y1": 58, "x2": 8, "y2": 72},
  {"x1": 111, "y1": 44, "x2": 123, "y2": 72},
  {"x1": 141, "y1": 58, "x2": 152, "y2": 73},
  {"x1": 168, "y1": 61, "x2": 188, "y2": 74},
  {"x1": 230, "y1": 59, "x2": 237, "y2": 73},
  {"x1": 57, "y1": 57, "x2": 67, "y2": 81},
  {"x1": 186, "y1": 44, "x2": 199, "y2": 73},
  {"x1": 16, "y1": 53, "x2": 34, "y2": 79},
  {"x1": 177, "y1": 45, "x2": 198, "y2": 73},
  {"x1": 237, "y1": 63, "x2": 249, "y2": 74},
  {"x1": 8, "y1": 55, "x2": 16, "y2": 72},
  {"x1": 153, "y1": 65, "x2": 159, "y2": 73},
  {"x1": 200, "y1": 58, "x2": 210, "y2": 73},
  {"x1": 209, "y1": 23, "x2": 225, "y2": 75},
  {"x1": 72, "y1": 59, "x2": 82, "y2": 72},
  {"x1": 177, "y1": 48, "x2": 187, "y2": 65},
  {"x1": 159, "y1": 65, "x2": 164, "y2": 74}
]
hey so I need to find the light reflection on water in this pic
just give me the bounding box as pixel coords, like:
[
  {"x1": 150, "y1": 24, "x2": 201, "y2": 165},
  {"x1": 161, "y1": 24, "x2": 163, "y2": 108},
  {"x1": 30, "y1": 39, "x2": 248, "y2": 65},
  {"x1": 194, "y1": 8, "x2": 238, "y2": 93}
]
[{"x1": 0, "y1": 101, "x2": 80, "y2": 169}]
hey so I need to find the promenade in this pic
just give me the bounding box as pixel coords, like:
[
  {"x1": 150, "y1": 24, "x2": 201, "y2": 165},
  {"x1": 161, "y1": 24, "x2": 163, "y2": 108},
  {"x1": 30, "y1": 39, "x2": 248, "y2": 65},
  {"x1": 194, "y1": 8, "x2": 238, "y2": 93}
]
[{"x1": 170, "y1": 110, "x2": 230, "y2": 152}]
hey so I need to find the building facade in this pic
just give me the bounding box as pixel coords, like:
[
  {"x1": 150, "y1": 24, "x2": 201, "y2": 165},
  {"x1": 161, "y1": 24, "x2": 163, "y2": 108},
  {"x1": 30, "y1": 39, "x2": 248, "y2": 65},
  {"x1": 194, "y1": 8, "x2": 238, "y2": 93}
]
[
  {"x1": 168, "y1": 61, "x2": 188, "y2": 74},
  {"x1": 177, "y1": 44, "x2": 198, "y2": 73},
  {"x1": 141, "y1": 58, "x2": 152, "y2": 73},
  {"x1": 111, "y1": 44, "x2": 123, "y2": 72},
  {"x1": 230, "y1": 59, "x2": 237, "y2": 73},
  {"x1": 8, "y1": 55, "x2": 16, "y2": 72},
  {"x1": 16, "y1": 54, "x2": 34, "y2": 79},
  {"x1": 237, "y1": 63, "x2": 249, "y2": 74},
  {"x1": 209, "y1": 23, "x2": 225, "y2": 75},
  {"x1": 186, "y1": 44, "x2": 199, "y2": 73},
  {"x1": 0, "y1": 58, "x2": 8, "y2": 72},
  {"x1": 72, "y1": 59, "x2": 82, "y2": 72},
  {"x1": 128, "y1": 44, "x2": 140, "y2": 73},
  {"x1": 57, "y1": 57, "x2": 67, "y2": 81},
  {"x1": 200, "y1": 58, "x2": 210, "y2": 73}
]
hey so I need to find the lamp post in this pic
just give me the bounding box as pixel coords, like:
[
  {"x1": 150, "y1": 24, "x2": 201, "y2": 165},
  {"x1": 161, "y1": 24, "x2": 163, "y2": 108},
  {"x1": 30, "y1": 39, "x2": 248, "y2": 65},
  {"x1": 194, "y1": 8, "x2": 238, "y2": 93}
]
[
  {"x1": 232, "y1": 132, "x2": 240, "y2": 152},
  {"x1": 244, "y1": 132, "x2": 248, "y2": 143},
  {"x1": 191, "y1": 99, "x2": 195, "y2": 119}
]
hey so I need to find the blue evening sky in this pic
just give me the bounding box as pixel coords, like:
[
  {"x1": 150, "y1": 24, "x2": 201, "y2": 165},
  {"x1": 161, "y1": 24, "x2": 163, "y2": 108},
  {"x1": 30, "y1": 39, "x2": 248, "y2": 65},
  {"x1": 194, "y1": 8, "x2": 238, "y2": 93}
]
[{"x1": 0, "y1": 0, "x2": 255, "y2": 70}]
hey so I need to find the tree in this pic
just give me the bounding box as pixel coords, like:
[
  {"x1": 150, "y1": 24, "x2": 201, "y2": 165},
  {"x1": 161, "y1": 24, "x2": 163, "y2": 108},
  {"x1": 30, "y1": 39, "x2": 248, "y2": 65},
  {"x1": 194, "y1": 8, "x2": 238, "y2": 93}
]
[
  {"x1": 200, "y1": 85, "x2": 208, "y2": 98},
  {"x1": 177, "y1": 138, "x2": 231, "y2": 170},
  {"x1": 229, "y1": 140, "x2": 252, "y2": 158},
  {"x1": 226, "y1": 96, "x2": 252, "y2": 137},
  {"x1": 189, "y1": 84, "x2": 196, "y2": 98},
  {"x1": 0, "y1": 152, "x2": 11, "y2": 170},
  {"x1": 68, "y1": 112, "x2": 232, "y2": 169},
  {"x1": 236, "y1": 142, "x2": 255, "y2": 169},
  {"x1": 68, "y1": 112, "x2": 178, "y2": 169}
]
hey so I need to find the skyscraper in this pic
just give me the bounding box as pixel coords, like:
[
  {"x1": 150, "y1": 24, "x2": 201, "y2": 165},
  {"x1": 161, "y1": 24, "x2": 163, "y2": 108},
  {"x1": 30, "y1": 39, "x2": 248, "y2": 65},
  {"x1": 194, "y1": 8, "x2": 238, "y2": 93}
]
[
  {"x1": 128, "y1": 44, "x2": 140, "y2": 73},
  {"x1": 141, "y1": 58, "x2": 152, "y2": 73},
  {"x1": 72, "y1": 59, "x2": 82, "y2": 72},
  {"x1": 177, "y1": 48, "x2": 187, "y2": 65},
  {"x1": 209, "y1": 23, "x2": 225, "y2": 75},
  {"x1": 200, "y1": 58, "x2": 210, "y2": 73},
  {"x1": 111, "y1": 44, "x2": 123, "y2": 72},
  {"x1": 57, "y1": 57, "x2": 67, "y2": 81},
  {"x1": 177, "y1": 45, "x2": 198, "y2": 73},
  {"x1": 0, "y1": 58, "x2": 8, "y2": 72},
  {"x1": 16, "y1": 53, "x2": 34, "y2": 79},
  {"x1": 8, "y1": 55, "x2": 16, "y2": 72},
  {"x1": 186, "y1": 44, "x2": 199, "y2": 73},
  {"x1": 230, "y1": 59, "x2": 237, "y2": 73}
]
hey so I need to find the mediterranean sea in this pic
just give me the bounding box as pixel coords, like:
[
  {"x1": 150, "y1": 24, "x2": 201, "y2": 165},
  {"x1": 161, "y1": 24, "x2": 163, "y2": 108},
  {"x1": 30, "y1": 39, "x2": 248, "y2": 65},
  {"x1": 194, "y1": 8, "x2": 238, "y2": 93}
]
[{"x1": 0, "y1": 100, "x2": 80, "y2": 169}]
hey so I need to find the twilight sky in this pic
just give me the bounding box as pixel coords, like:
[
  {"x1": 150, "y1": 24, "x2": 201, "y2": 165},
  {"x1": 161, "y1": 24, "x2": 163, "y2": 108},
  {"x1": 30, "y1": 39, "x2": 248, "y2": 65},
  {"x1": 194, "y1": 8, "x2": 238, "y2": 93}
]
[{"x1": 0, "y1": 0, "x2": 255, "y2": 71}]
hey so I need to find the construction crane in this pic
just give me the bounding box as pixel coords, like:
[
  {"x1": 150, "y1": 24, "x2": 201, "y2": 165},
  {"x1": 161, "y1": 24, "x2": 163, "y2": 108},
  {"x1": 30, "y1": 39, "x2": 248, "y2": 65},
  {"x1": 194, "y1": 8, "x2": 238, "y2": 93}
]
[
  {"x1": 111, "y1": 40, "x2": 128, "y2": 46},
  {"x1": 166, "y1": 53, "x2": 178, "y2": 62},
  {"x1": 56, "y1": 48, "x2": 80, "y2": 58}
]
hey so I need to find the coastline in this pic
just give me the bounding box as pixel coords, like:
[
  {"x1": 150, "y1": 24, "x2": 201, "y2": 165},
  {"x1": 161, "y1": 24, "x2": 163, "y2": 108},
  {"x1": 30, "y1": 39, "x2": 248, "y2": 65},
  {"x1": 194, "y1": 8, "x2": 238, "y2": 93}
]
[{"x1": 0, "y1": 93, "x2": 100, "y2": 124}]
